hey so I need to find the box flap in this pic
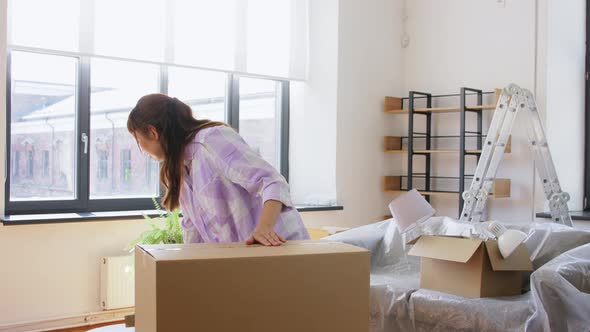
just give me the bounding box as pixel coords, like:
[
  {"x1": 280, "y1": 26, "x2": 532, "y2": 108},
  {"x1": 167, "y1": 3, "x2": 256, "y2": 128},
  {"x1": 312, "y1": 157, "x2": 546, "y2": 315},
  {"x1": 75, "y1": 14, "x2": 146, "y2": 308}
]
[
  {"x1": 136, "y1": 245, "x2": 156, "y2": 259},
  {"x1": 408, "y1": 235, "x2": 483, "y2": 263},
  {"x1": 485, "y1": 241, "x2": 533, "y2": 271},
  {"x1": 137, "y1": 240, "x2": 367, "y2": 261}
]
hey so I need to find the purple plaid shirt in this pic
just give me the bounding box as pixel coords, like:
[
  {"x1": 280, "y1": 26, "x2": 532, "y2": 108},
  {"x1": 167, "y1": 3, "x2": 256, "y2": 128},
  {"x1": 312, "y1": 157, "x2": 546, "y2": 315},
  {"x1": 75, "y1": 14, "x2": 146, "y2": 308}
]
[{"x1": 179, "y1": 125, "x2": 310, "y2": 243}]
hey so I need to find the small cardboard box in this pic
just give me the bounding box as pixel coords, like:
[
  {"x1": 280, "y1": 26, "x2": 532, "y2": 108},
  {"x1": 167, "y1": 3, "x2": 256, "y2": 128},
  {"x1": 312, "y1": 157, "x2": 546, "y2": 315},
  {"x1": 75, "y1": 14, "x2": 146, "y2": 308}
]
[
  {"x1": 135, "y1": 240, "x2": 370, "y2": 332},
  {"x1": 408, "y1": 235, "x2": 533, "y2": 298}
]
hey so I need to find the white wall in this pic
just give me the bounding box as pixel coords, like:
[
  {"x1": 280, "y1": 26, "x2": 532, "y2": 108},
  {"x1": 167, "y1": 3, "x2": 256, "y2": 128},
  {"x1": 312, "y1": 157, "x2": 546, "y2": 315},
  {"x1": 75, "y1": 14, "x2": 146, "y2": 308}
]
[
  {"x1": 532, "y1": 0, "x2": 587, "y2": 226},
  {"x1": 401, "y1": 0, "x2": 537, "y2": 222},
  {"x1": 543, "y1": 0, "x2": 586, "y2": 211},
  {"x1": 0, "y1": 220, "x2": 148, "y2": 325},
  {"x1": 332, "y1": 0, "x2": 405, "y2": 227},
  {"x1": 303, "y1": 0, "x2": 406, "y2": 228},
  {"x1": 289, "y1": 0, "x2": 339, "y2": 206}
]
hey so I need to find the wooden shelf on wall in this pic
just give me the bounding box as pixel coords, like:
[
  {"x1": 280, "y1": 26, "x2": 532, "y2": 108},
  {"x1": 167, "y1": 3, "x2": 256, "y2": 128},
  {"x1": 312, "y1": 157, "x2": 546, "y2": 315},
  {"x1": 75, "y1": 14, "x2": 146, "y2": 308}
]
[
  {"x1": 383, "y1": 175, "x2": 511, "y2": 198},
  {"x1": 384, "y1": 136, "x2": 402, "y2": 150},
  {"x1": 383, "y1": 97, "x2": 496, "y2": 114},
  {"x1": 384, "y1": 135, "x2": 512, "y2": 154},
  {"x1": 385, "y1": 149, "x2": 484, "y2": 154}
]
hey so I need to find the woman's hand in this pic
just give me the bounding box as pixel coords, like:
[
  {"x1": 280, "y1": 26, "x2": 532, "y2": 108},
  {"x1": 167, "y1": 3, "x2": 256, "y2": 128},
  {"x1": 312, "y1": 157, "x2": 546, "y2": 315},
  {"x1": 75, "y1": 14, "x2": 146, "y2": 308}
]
[
  {"x1": 245, "y1": 223, "x2": 286, "y2": 246},
  {"x1": 245, "y1": 200, "x2": 286, "y2": 246}
]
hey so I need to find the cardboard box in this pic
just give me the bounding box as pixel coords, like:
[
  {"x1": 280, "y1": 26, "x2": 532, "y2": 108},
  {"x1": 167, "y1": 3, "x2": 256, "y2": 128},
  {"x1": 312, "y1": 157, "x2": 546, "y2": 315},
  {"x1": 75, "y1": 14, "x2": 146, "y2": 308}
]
[
  {"x1": 408, "y1": 235, "x2": 533, "y2": 298},
  {"x1": 135, "y1": 240, "x2": 370, "y2": 332}
]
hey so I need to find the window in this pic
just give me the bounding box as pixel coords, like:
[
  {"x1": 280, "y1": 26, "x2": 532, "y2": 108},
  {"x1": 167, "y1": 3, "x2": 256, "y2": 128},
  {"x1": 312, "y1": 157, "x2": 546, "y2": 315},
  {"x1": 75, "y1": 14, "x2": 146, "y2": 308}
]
[
  {"x1": 5, "y1": 0, "x2": 303, "y2": 217},
  {"x1": 146, "y1": 158, "x2": 158, "y2": 188},
  {"x1": 121, "y1": 149, "x2": 132, "y2": 183},
  {"x1": 9, "y1": 0, "x2": 80, "y2": 52},
  {"x1": 6, "y1": 56, "x2": 290, "y2": 215},
  {"x1": 42, "y1": 150, "x2": 50, "y2": 177},
  {"x1": 239, "y1": 77, "x2": 281, "y2": 169},
  {"x1": 227, "y1": 75, "x2": 290, "y2": 178},
  {"x1": 89, "y1": 59, "x2": 160, "y2": 200},
  {"x1": 26, "y1": 150, "x2": 34, "y2": 178},
  {"x1": 168, "y1": 67, "x2": 227, "y2": 122},
  {"x1": 12, "y1": 151, "x2": 20, "y2": 177},
  {"x1": 93, "y1": 0, "x2": 166, "y2": 62},
  {"x1": 246, "y1": 0, "x2": 293, "y2": 77},
  {"x1": 97, "y1": 150, "x2": 108, "y2": 180},
  {"x1": 8, "y1": 51, "x2": 77, "y2": 202},
  {"x1": 172, "y1": 1, "x2": 237, "y2": 71}
]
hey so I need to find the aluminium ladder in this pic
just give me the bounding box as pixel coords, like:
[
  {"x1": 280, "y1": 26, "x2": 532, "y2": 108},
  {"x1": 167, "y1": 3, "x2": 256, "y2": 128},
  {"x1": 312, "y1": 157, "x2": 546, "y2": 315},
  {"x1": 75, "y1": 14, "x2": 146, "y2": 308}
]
[{"x1": 460, "y1": 84, "x2": 572, "y2": 227}]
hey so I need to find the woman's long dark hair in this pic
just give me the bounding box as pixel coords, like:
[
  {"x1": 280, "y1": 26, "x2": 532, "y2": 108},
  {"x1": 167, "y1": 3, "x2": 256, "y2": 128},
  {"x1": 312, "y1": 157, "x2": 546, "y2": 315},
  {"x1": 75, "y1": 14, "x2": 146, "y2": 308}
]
[{"x1": 127, "y1": 94, "x2": 225, "y2": 211}]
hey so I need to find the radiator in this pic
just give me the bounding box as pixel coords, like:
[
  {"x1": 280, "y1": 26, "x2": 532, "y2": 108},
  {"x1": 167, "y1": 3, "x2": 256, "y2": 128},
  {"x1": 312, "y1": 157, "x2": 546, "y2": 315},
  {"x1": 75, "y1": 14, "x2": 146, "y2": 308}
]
[{"x1": 100, "y1": 255, "x2": 135, "y2": 310}]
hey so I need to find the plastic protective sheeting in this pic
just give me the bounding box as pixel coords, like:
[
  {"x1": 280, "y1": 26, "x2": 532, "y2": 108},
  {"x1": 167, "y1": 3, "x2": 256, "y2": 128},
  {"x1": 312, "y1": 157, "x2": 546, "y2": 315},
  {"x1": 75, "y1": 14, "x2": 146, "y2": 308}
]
[
  {"x1": 326, "y1": 220, "x2": 390, "y2": 269},
  {"x1": 325, "y1": 217, "x2": 590, "y2": 332},
  {"x1": 521, "y1": 222, "x2": 590, "y2": 268},
  {"x1": 527, "y1": 243, "x2": 590, "y2": 332}
]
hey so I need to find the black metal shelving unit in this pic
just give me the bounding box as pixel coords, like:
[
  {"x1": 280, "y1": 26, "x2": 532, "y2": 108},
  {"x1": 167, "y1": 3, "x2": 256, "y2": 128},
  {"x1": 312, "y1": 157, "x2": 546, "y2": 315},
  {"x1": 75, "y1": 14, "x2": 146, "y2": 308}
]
[
  {"x1": 459, "y1": 87, "x2": 485, "y2": 213},
  {"x1": 392, "y1": 87, "x2": 494, "y2": 216},
  {"x1": 407, "y1": 91, "x2": 433, "y2": 202}
]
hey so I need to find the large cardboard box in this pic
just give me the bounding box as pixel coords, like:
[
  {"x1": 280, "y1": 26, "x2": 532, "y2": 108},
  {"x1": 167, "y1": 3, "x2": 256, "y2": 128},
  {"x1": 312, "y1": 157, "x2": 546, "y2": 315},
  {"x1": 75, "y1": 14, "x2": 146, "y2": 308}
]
[
  {"x1": 135, "y1": 240, "x2": 370, "y2": 332},
  {"x1": 408, "y1": 235, "x2": 533, "y2": 298}
]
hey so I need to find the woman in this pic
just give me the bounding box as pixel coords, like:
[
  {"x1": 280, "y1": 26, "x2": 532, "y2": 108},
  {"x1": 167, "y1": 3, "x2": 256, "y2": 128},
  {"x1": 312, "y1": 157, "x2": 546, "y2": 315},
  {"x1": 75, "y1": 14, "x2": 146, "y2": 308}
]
[{"x1": 127, "y1": 94, "x2": 309, "y2": 246}]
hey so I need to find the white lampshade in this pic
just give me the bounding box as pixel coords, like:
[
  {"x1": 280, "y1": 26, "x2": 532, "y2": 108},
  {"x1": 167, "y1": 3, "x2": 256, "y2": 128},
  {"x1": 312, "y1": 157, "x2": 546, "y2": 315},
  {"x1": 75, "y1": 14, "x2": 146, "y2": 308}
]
[
  {"x1": 488, "y1": 221, "x2": 528, "y2": 258},
  {"x1": 389, "y1": 189, "x2": 436, "y2": 233}
]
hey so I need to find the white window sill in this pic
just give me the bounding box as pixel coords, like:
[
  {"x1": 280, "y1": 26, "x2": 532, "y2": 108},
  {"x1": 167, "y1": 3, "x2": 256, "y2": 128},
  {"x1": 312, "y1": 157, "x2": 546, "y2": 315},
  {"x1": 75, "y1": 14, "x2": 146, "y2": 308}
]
[{"x1": 1, "y1": 205, "x2": 344, "y2": 225}]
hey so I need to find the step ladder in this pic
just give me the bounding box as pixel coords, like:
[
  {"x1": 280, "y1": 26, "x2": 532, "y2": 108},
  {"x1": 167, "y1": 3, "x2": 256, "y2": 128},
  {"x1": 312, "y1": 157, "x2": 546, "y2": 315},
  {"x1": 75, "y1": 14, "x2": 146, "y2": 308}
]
[{"x1": 460, "y1": 84, "x2": 572, "y2": 226}]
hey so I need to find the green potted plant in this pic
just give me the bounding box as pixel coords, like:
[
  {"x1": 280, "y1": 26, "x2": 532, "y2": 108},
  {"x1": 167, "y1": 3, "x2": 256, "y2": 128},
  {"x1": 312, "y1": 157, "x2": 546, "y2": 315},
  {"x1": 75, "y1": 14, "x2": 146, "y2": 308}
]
[{"x1": 128, "y1": 198, "x2": 183, "y2": 251}]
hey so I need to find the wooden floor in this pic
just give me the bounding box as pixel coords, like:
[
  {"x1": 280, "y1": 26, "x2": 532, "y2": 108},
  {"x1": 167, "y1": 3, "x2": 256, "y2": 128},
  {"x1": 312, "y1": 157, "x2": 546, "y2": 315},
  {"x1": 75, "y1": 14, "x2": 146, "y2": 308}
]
[{"x1": 50, "y1": 320, "x2": 124, "y2": 332}]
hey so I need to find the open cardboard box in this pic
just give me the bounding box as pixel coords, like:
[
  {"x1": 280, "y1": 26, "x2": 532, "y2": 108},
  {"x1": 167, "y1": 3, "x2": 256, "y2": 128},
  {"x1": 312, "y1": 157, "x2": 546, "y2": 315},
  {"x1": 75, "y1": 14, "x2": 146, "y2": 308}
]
[
  {"x1": 135, "y1": 240, "x2": 370, "y2": 332},
  {"x1": 408, "y1": 235, "x2": 533, "y2": 298}
]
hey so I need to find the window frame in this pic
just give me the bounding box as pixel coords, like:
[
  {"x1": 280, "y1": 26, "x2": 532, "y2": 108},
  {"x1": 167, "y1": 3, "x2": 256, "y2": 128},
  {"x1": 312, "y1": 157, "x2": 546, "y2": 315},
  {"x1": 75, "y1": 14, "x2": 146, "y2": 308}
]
[
  {"x1": 4, "y1": 49, "x2": 291, "y2": 216},
  {"x1": 585, "y1": 1, "x2": 590, "y2": 211}
]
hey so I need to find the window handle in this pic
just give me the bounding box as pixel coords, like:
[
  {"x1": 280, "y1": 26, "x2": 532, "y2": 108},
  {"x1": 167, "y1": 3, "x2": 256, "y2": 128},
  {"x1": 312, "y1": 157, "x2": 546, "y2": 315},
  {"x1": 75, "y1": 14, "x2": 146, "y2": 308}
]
[{"x1": 81, "y1": 133, "x2": 89, "y2": 154}]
